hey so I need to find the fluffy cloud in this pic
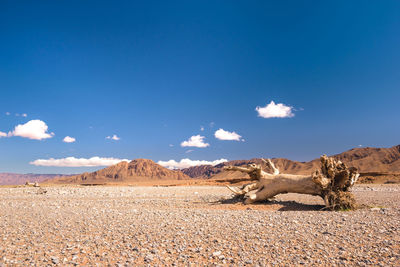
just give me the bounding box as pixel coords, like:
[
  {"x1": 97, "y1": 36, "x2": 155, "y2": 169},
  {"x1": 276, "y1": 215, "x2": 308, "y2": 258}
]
[
  {"x1": 9, "y1": 120, "x2": 54, "y2": 140},
  {"x1": 0, "y1": 131, "x2": 7, "y2": 137},
  {"x1": 30, "y1": 156, "x2": 129, "y2": 167},
  {"x1": 181, "y1": 135, "x2": 209, "y2": 148},
  {"x1": 157, "y1": 158, "x2": 228, "y2": 169},
  {"x1": 106, "y1": 134, "x2": 120, "y2": 141},
  {"x1": 256, "y1": 100, "x2": 294, "y2": 118},
  {"x1": 214, "y1": 128, "x2": 243, "y2": 141},
  {"x1": 63, "y1": 136, "x2": 76, "y2": 143},
  {"x1": 22, "y1": 113, "x2": 27, "y2": 117}
]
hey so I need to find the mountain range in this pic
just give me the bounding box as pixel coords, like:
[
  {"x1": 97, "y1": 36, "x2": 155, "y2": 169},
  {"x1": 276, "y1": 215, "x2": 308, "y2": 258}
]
[
  {"x1": 1, "y1": 145, "x2": 399, "y2": 185},
  {"x1": 0, "y1": 173, "x2": 68, "y2": 185},
  {"x1": 182, "y1": 145, "x2": 400, "y2": 179}
]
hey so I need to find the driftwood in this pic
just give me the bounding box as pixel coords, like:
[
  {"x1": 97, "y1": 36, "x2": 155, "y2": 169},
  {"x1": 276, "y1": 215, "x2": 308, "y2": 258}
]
[
  {"x1": 225, "y1": 156, "x2": 359, "y2": 210},
  {"x1": 25, "y1": 181, "x2": 40, "y2": 187}
]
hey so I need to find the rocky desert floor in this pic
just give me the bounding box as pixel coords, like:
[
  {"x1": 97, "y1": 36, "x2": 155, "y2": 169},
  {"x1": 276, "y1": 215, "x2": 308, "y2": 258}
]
[{"x1": 0, "y1": 185, "x2": 399, "y2": 266}]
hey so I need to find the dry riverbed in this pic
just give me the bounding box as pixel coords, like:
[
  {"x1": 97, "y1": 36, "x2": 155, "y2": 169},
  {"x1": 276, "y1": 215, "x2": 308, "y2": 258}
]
[{"x1": 0, "y1": 185, "x2": 399, "y2": 266}]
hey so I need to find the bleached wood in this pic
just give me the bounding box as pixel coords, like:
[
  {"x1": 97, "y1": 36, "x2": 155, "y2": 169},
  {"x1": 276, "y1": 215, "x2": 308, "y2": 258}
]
[{"x1": 225, "y1": 156, "x2": 359, "y2": 209}]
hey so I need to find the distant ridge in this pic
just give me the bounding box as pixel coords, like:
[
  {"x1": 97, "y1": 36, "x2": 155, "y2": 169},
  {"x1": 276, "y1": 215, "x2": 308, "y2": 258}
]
[
  {"x1": 182, "y1": 145, "x2": 400, "y2": 179},
  {"x1": 333, "y1": 145, "x2": 400, "y2": 173},
  {"x1": 50, "y1": 159, "x2": 189, "y2": 184},
  {"x1": 0, "y1": 173, "x2": 69, "y2": 185}
]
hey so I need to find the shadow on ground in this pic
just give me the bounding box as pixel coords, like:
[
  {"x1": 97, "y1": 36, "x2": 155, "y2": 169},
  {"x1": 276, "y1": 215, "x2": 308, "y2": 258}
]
[
  {"x1": 214, "y1": 196, "x2": 325, "y2": 211},
  {"x1": 273, "y1": 201, "x2": 325, "y2": 211}
]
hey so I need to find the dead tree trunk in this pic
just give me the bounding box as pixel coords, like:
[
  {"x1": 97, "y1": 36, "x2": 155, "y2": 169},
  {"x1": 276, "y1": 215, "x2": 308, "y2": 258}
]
[{"x1": 225, "y1": 156, "x2": 359, "y2": 210}]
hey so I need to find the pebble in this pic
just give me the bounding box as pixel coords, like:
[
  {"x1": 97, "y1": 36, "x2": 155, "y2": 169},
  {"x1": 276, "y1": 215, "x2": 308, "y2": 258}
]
[
  {"x1": 213, "y1": 251, "x2": 222, "y2": 257},
  {"x1": 50, "y1": 256, "x2": 59, "y2": 264}
]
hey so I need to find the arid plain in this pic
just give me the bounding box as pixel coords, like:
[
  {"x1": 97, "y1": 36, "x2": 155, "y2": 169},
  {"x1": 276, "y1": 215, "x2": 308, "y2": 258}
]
[{"x1": 0, "y1": 184, "x2": 399, "y2": 266}]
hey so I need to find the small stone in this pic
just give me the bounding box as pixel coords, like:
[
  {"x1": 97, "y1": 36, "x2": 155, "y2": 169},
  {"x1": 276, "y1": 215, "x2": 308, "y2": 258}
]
[
  {"x1": 144, "y1": 254, "x2": 154, "y2": 262},
  {"x1": 50, "y1": 257, "x2": 59, "y2": 265},
  {"x1": 213, "y1": 251, "x2": 222, "y2": 257},
  {"x1": 245, "y1": 259, "x2": 253, "y2": 264}
]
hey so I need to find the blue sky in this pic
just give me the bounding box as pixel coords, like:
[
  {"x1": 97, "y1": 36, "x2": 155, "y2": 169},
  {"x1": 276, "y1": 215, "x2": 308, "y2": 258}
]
[{"x1": 1, "y1": 1, "x2": 399, "y2": 174}]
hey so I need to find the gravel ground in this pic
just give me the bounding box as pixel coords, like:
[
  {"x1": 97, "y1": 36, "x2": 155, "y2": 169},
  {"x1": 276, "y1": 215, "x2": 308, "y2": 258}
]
[{"x1": 0, "y1": 184, "x2": 399, "y2": 266}]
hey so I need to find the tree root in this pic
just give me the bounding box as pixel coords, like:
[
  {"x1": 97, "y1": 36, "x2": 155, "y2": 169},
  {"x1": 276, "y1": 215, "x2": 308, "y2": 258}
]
[{"x1": 224, "y1": 156, "x2": 359, "y2": 210}]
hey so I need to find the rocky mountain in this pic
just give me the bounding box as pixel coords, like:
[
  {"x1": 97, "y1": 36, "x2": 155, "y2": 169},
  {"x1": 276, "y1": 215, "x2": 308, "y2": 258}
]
[
  {"x1": 182, "y1": 158, "x2": 317, "y2": 179},
  {"x1": 50, "y1": 159, "x2": 189, "y2": 184},
  {"x1": 333, "y1": 145, "x2": 400, "y2": 173},
  {"x1": 0, "y1": 173, "x2": 67, "y2": 185},
  {"x1": 182, "y1": 145, "x2": 400, "y2": 179}
]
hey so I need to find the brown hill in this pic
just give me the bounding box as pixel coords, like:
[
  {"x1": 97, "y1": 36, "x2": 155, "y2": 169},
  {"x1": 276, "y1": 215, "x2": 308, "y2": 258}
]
[
  {"x1": 182, "y1": 145, "x2": 400, "y2": 179},
  {"x1": 50, "y1": 159, "x2": 189, "y2": 184},
  {"x1": 333, "y1": 145, "x2": 400, "y2": 173},
  {"x1": 182, "y1": 158, "x2": 318, "y2": 180},
  {"x1": 0, "y1": 173, "x2": 68, "y2": 186}
]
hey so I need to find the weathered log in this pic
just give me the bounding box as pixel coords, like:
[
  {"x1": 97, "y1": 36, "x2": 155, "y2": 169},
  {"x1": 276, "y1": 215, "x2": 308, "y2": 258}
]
[
  {"x1": 25, "y1": 181, "x2": 40, "y2": 187},
  {"x1": 225, "y1": 155, "x2": 359, "y2": 210}
]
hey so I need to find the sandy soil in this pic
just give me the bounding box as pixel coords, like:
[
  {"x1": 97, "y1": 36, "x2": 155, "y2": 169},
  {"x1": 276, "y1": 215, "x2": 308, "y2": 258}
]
[{"x1": 0, "y1": 184, "x2": 399, "y2": 266}]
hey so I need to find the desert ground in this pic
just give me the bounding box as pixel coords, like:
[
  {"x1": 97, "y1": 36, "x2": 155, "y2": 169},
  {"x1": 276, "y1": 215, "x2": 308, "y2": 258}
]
[{"x1": 0, "y1": 184, "x2": 399, "y2": 266}]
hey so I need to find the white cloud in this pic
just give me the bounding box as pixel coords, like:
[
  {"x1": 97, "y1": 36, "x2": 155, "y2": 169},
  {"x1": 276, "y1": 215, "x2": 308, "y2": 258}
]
[
  {"x1": 256, "y1": 100, "x2": 295, "y2": 118},
  {"x1": 0, "y1": 131, "x2": 7, "y2": 138},
  {"x1": 9, "y1": 120, "x2": 54, "y2": 140},
  {"x1": 5, "y1": 112, "x2": 10, "y2": 116},
  {"x1": 214, "y1": 128, "x2": 243, "y2": 141},
  {"x1": 181, "y1": 135, "x2": 209, "y2": 148},
  {"x1": 185, "y1": 150, "x2": 194, "y2": 153},
  {"x1": 22, "y1": 113, "x2": 27, "y2": 117},
  {"x1": 200, "y1": 126, "x2": 204, "y2": 131},
  {"x1": 106, "y1": 134, "x2": 120, "y2": 141},
  {"x1": 169, "y1": 144, "x2": 174, "y2": 147},
  {"x1": 30, "y1": 156, "x2": 129, "y2": 167},
  {"x1": 158, "y1": 158, "x2": 228, "y2": 169},
  {"x1": 63, "y1": 136, "x2": 76, "y2": 143}
]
